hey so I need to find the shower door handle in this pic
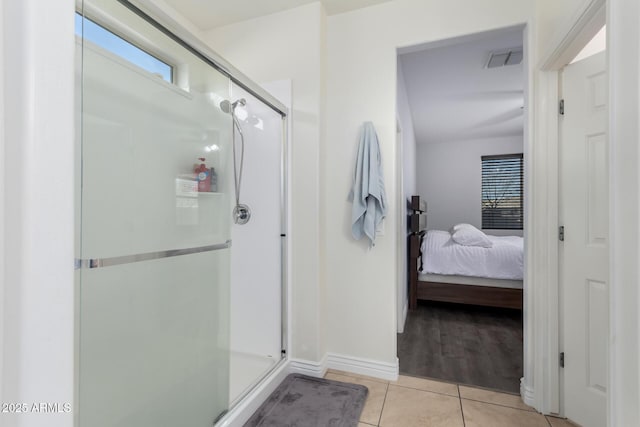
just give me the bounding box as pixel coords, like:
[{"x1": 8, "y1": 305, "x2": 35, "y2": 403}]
[{"x1": 75, "y1": 240, "x2": 231, "y2": 269}]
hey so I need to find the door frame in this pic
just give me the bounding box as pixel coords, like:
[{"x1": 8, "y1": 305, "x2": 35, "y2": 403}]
[
  {"x1": 395, "y1": 116, "x2": 407, "y2": 333},
  {"x1": 534, "y1": 0, "x2": 640, "y2": 424},
  {"x1": 532, "y1": 0, "x2": 605, "y2": 416}
]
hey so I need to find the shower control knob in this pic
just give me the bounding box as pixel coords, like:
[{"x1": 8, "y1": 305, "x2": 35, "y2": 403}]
[{"x1": 233, "y1": 204, "x2": 251, "y2": 225}]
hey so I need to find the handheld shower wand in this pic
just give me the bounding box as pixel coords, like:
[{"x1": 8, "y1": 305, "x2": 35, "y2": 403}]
[{"x1": 220, "y1": 98, "x2": 251, "y2": 225}]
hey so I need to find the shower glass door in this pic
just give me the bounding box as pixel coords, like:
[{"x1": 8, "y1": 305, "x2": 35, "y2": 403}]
[{"x1": 77, "y1": 1, "x2": 233, "y2": 425}]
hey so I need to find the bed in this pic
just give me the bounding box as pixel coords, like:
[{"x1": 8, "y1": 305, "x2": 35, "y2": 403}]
[{"x1": 408, "y1": 195, "x2": 523, "y2": 310}]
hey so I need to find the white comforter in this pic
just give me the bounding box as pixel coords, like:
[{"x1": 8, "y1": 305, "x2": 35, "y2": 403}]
[{"x1": 420, "y1": 230, "x2": 524, "y2": 280}]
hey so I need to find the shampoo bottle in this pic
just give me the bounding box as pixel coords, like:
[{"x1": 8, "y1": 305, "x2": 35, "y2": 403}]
[{"x1": 195, "y1": 157, "x2": 211, "y2": 192}]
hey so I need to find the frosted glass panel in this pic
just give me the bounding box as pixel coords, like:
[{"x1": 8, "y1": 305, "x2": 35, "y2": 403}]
[
  {"x1": 81, "y1": 45, "x2": 232, "y2": 258},
  {"x1": 78, "y1": 0, "x2": 233, "y2": 425},
  {"x1": 80, "y1": 0, "x2": 233, "y2": 259},
  {"x1": 79, "y1": 252, "x2": 229, "y2": 427}
]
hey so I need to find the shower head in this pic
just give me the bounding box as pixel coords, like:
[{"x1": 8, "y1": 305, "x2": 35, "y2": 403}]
[
  {"x1": 219, "y1": 98, "x2": 246, "y2": 114},
  {"x1": 219, "y1": 99, "x2": 232, "y2": 114}
]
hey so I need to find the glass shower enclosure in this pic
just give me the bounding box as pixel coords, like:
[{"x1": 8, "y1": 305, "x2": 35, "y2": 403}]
[{"x1": 75, "y1": 1, "x2": 287, "y2": 425}]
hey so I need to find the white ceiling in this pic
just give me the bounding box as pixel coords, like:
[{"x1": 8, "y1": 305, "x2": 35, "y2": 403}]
[
  {"x1": 162, "y1": 0, "x2": 393, "y2": 31},
  {"x1": 399, "y1": 28, "x2": 524, "y2": 145}
]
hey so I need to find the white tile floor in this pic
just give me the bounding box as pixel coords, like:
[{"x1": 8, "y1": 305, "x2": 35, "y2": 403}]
[{"x1": 324, "y1": 370, "x2": 580, "y2": 427}]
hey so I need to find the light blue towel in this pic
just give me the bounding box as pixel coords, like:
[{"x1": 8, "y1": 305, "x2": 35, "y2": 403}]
[{"x1": 348, "y1": 122, "x2": 387, "y2": 247}]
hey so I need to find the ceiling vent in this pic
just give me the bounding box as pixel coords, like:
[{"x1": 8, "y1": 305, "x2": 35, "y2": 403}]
[{"x1": 486, "y1": 48, "x2": 523, "y2": 68}]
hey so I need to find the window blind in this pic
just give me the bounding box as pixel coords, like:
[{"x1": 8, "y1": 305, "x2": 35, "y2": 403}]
[{"x1": 481, "y1": 154, "x2": 523, "y2": 230}]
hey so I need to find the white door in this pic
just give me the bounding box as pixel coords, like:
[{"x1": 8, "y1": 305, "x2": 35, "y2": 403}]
[{"x1": 560, "y1": 51, "x2": 608, "y2": 427}]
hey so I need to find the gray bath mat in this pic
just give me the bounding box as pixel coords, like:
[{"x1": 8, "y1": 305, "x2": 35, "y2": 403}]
[{"x1": 244, "y1": 374, "x2": 368, "y2": 427}]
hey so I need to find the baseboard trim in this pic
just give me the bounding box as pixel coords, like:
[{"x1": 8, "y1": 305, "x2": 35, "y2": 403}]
[
  {"x1": 520, "y1": 378, "x2": 535, "y2": 407},
  {"x1": 327, "y1": 353, "x2": 399, "y2": 381},
  {"x1": 217, "y1": 359, "x2": 290, "y2": 427},
  {"x1": 218, "y1": 352, "x2": 399, "y2": 426},
  {"x1": 289, "y1": 355, "x2": 328, "y2": 378}
]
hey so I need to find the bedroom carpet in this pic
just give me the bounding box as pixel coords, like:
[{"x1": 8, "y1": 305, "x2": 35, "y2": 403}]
[
  {"x1": 398, "y1": 301, "x2": 523, "y2": 393},
  {"x1": 244, "y1": 374, "x2": 368, "y2": 427}
]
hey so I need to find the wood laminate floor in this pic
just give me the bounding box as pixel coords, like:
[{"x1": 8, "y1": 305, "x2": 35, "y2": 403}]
[{"x1": 397, "y1": 301, "x2": 523, "y2": 393}]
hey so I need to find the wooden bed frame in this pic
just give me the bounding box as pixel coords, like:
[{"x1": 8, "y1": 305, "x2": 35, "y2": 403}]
[{"x1": 408, "y1": 195, "x2": 523, "y2": 310}]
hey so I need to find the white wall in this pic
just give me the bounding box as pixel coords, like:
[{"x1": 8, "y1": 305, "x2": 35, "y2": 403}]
[
  {"x1": 324, "y1": 0, "x2": 533, "y2": 366},
  {"x1": 0, "y1": 0, "x2": 5, "y2": 411},
  {"x1": 396, "y1": 60, "x2": 417, "y2": 331},
  {"x1": 607, "y1": 0, "x2": 640, "y2": 424},
  {"x1": 139, "y1": 0, "x2": 206, "y2": 40},
  {"x1": 201, "y1": 0, "x2": 534, "y2": 370},
  {"x1": 203, "y1": 3, "x2": 327, "y2": 363},
  {"x1": 199, "y1": 0, "x2": 534, "y2": 374},
  {"x1": 535, "y1": 0, "x2": 592, "y2": 59},
  {"x1": 228, "y1": 84, "x2": 283, "y2": 364},
  {"x1": 416, "y1": 136, "x2": 524, "y2": 235},
  {"x1": 1, "y1": 1, "x2": 76, "y2": 427}
]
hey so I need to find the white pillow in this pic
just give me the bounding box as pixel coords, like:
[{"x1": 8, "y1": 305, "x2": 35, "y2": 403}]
[
  {"x1": 451, "y1": 223, "x2": 475, "y2": 233},
  {"x1": 451, "y1": 225, "x2": 493, "y2": 248}
]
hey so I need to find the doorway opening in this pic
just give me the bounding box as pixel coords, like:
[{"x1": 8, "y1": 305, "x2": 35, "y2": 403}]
[{"x1": 395, "y1": 25, "x2": 527, "y2": 394}]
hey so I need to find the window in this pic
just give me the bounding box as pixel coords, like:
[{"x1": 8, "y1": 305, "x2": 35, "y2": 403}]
[
  {"x1": 481, "y1": 154, "x2": 523, "y2": 230},
  {"x1": 75, "y1": 13, "x2": 173, "y2": 83}
]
